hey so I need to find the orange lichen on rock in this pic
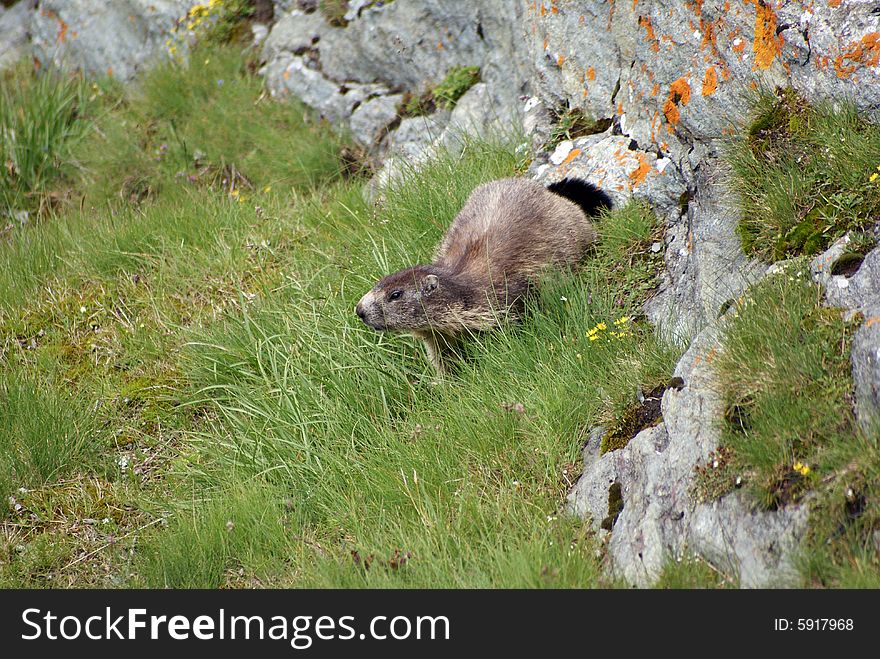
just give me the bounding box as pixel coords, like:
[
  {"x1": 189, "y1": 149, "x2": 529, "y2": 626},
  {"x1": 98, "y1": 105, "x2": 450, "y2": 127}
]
[
  {"x1": 829, "y1": 0, "x2": 842, "y2": 7},
  {"x1": 753, "y1": 0, "x2": 784, "y2": 70},
  {"x1": 702, "y1": 65, "x2": 718, "y2": 95},
  {"x1": 638, "y1": 15, "x2": 660, "y2": 53},
  {"x1": 560, "y1": 148, "x2": 582, "y2": 169},
  {"x1": 663, "y1": 77, "x2": 691, "y2": 126},
  {"x1": 629, "y1": 152, "x2": 652, "y2": 186},
  {"x1": 557, "y1": 54, "x2": 565, "y2": 66},
  {"x1": 834, "y1": 32, "x2": 880, "y2": 79},
  {"x1": 587, "y1": 66, "x2": 596, "y2": 81}
]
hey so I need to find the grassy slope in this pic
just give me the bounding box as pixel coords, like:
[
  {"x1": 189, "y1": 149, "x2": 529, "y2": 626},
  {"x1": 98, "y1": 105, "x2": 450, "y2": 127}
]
[
  {"x1": 5, "y1": 49, "x2": 875, "y2": 589},
  {"x1": 0, "y1": 46, "x2": 678, "y2": 588}
]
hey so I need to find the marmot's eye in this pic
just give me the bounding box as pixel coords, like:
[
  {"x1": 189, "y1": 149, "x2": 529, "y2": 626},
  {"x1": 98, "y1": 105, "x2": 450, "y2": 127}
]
[{"x1": 388, "y1": 290, "x2": 403, "y2": 301}]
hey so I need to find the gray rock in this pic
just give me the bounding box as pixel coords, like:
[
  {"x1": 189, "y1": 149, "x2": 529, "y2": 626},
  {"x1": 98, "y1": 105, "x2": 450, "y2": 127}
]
[
  {"x1": 265, "y1": 55, "x2": 389, "y2": 124},
  {"x1": 812, "y1": 241, "x2": 880, "y2": 428},
  {"x1": 263, "y1": 0, "x2": 529, "y2": 143},
  {"x1": 688, "y1": 494, "x2": 808, "y2": 588},
  {"x1": 261, "y1": 9, "x2": 326, "y2": 63},
  {"x1": 812, "y1": 239, "x2": 880, "y2": 314},
  {"x1": 349, "y1": 93, "x2": 402, "y2": 148},
  {"x1": 30, "y1": 0, "x2": 190, "y2": 81},
  {"x1": 851, "y1": 306, "x2": 880, "y2": 430},
  {"x1": 647, "y1": 166, "x2": 767, "y2": 343},
  {"x1": 380, "y1": 112, "x2": 450, "y2": 161},
  {"x1": 0, "y1": 1, "x2": 33, "y2": 71},
  {"x1": 251, "y1": 23, "x2": 270, "y2": 49},
  {"x1": 521, "y1": 95, "x2": 555, "y2": 151},
  {"x1": 436, "y1": 82, "x2": 519, "y2": 153}
]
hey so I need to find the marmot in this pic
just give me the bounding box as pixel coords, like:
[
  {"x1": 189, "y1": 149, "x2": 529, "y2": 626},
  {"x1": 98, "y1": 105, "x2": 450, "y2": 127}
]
[{"x1": 355, "y1": 177, "x2": 612, "y2": 373}]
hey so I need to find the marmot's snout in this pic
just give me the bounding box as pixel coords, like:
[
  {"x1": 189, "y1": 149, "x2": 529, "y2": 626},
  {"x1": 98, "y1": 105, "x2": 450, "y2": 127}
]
[{"x1": 355, "y1": 290, "x2": 385, "y2": 330}]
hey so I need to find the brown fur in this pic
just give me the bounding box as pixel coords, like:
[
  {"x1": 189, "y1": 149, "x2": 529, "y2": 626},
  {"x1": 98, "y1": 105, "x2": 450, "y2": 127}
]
[{"x1": 356, "y1": 177, "x2": 605, "y2": 373}]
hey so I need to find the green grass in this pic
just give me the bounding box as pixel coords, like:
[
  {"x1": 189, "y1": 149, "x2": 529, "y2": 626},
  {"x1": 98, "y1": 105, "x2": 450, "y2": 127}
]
[
  {"x1": 654, "y1": 555, "x2": 737, "y2": 589},
  {"x1": 712, "y1": 262, "x2": 880, "y2": 585},
  {"x1": 0, "y1": 63, "x2": 93, "y2": 218},
  {"x1": 0, "y1": 369, "x2": 101, "y2": 505},
  {"x1": 728, "y1": 87, "x2": 880, "y2": 261},
  {"x1": 319, "y1": 0, "x2": 350, "y2": 27},
  {"x1": 0, "y1": 44, "x2": 674, "y2": 588},
  {"x1": 134, "y1": 147, "x2": 677, "y2": 588}
]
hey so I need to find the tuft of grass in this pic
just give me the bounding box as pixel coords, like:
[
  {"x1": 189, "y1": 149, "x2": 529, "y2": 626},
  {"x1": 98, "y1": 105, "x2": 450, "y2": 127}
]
[
  {"x1": 137, "y1": 482, "x2": 293, "y2": 588},
  {"x1": 399, "y1": 66, "x2": 481, "y2": 118},
  {"x1": 0, "y1": 370, "x2": 101, "y2": 507},
  {"x1": 319, "y1": 0, "x2": 350, "y2": 27},
  {"x1": 654, "y1": 555, "x2": 737, "y2": 589},
  {"x1": 714, "y1": 263, "x2": 857, "y2": 508},
  {"x1": 0, "y1": 63, "x2": 93, "y2": 218},
  {"x1": 546, "y1": 107, "x2": 612, "y2": 149},
  {"x1": 728, "y1": 87, "x2": 880, "y2": 261},
  {"x1": 433, "y1": 66, "x2": 481, "y2": 109}
]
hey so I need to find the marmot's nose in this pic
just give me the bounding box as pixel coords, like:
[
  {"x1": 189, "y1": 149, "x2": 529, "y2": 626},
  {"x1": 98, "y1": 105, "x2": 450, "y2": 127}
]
[{"x1": 355, "y1": 303, "x2": 366, "y2": 320}]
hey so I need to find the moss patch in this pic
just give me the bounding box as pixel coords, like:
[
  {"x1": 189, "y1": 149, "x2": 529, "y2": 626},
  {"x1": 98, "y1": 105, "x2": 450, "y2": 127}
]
[
  {"x1": 600, "y1": 481, "x2": 624, "y2": 531},
  {"x1": 601, "y1": 383, "x2": 666, "y2": 453}
]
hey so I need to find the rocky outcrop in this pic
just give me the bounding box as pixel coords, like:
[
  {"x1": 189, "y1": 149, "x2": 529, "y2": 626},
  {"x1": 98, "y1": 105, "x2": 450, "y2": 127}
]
[
  {"x1": 567, "y1": 324, "x2": 808, "y2": 587},
  {"x1": 260, "y1": 1, "x2": 526, "y2": 164}
]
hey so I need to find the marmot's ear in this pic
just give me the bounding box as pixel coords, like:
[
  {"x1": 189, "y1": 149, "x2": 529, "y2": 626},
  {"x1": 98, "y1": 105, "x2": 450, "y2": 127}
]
[{"x1": 422, "y1": 274, "x2": 439, "y2": 295}]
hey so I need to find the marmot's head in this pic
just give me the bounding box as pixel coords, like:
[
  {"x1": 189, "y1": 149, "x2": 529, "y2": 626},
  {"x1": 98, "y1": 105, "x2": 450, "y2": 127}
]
[{"x1": 355, "y1": 265, "x2": 447, "y2": 332}]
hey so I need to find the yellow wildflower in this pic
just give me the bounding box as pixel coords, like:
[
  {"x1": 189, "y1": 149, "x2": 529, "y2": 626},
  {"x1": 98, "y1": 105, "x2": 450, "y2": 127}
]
[
  {"x1": 614, "y1": 316, "x2": 630, "y2": 325},
  {"x1": 596, "y1": 322, "x2": 607, "y2": 331},
  {"x1": 871, "y1": 173, "x2": 879, "y2": 182},
  {"x1": 793, "y1": 461, "x2": 811, "y2": 476},
  {"x1": 263, "y1": 185, "x2": 272, "y2": 193},
  {"x1": 588, "y1": 335, "x2": 599, "y2": 342}
]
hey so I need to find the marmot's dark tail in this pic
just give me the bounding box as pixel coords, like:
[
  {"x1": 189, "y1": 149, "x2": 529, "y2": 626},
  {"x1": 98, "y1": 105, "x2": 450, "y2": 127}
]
[{"x1": 547, "y1": 178, "x2": 612, "y2": 217}]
